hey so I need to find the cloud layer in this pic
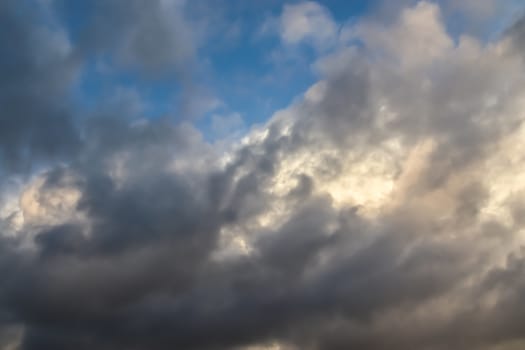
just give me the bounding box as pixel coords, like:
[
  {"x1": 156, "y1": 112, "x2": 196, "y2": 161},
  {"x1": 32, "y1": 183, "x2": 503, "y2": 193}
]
[{"x1": 1, "y1": 1, "x2": 525, "y2": 349}]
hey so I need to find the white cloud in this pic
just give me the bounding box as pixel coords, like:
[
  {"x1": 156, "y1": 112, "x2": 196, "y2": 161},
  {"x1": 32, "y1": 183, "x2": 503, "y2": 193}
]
[
  {"x1": 358, "y1": 1, "x2": 453, "y2": 69},
  {"x1": 280, "y1": 1, "x2": 338, "y2": 50},
  {"x1": 260, "y1": 1, "x2": 339, "y2": 52}
]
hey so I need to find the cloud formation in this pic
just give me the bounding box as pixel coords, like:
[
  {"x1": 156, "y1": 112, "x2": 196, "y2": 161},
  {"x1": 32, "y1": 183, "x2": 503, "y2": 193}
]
[
  {"x1": 1, "y1": 1, "x2": 525, "y2": 350},
  {"x1": 83, "y1": 0, "x2": 196, "y2": 77},
  {"x1": 278, "y1": 1, "x2": 338, "y2": 50},
  {"x1": 0, "y1": 0, "x2": 81, "y2": 172}
]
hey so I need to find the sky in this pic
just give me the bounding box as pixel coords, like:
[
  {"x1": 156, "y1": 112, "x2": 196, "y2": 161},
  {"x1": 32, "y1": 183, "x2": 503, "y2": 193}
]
[{"x1": 2, "y1": 0, "x2": 525, "y2": 349}]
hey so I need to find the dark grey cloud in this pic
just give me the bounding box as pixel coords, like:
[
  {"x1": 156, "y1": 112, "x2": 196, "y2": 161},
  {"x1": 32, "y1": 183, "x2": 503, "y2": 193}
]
[
  {"x1": 0, "y1": 0, "x2": 207, "y2": 173},
  {"x1": 0, "y1": 0, "x2": 81, "y2": 173},
  {"x1": 1, "y1": 1, "x2": 525, "y2": 350},
  {"x1": 79, "y1": 0, "x2": 196, "y2": 77}
]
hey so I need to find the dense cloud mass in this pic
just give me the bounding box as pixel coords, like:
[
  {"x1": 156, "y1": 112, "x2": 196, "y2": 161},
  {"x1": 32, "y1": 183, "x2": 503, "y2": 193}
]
[
  {"x1": 0, "y1": 0, "x2": 81, "y2": 172},
  {"x1": 1, "y1": 0, "x2": 525, "y2": 349}
]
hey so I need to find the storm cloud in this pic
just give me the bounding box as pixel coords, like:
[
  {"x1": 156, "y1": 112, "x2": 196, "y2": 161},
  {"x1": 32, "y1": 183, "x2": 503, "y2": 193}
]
[{"x1": 1, "y1": 1, "x2": 525, "y2": 350}]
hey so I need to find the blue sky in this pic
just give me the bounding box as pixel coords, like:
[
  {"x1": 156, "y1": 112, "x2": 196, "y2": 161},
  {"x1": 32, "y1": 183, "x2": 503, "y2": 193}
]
[
  {"x1": 57, "y1": 1, "x2": 375, "y2": 137},
  {"x1": 49, "y1": 0, "x2": 524, "y2": 141}
]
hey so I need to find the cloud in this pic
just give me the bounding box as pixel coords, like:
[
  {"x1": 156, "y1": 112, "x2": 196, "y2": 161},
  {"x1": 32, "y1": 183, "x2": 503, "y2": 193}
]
[
  {"x1": 0, "y1": 0, "x2": 81, "y2": 172},
  {"x1": 83, "y1": 0, "x2": 196, "y2": 77},
  {"x1": 280, "y1": 1, "x2": 338, "y2": 50},
  {"x1": 261, "y1": 1, "x2": 338, "y2": 51},
  {"x1": 359, "y1": 1, "x2": 454, "y2": 69},
  {"x1": 211, "y1": 112, "x2": 245, "y2": 138},
  {"x1": 1, "y1": 1, "x2": 525, "y2": 350}
]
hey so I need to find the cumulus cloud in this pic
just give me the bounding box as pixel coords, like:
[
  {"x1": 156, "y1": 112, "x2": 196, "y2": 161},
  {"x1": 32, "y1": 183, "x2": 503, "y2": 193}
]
[
  {"x1": 1, "y1": 1, "x2": 525, "y2": 350},
  {"x1": 279, "y1": 1, "x2": 338, "y2": 50},
  {"x1": 261, "y1": 1, "x2": 338, "y2": 51}
]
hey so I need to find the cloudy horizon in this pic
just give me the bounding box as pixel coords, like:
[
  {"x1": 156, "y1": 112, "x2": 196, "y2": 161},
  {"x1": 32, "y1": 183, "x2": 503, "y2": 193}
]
[{"x1": 2, "y1": 0, "x2": 525, "y2": 349}]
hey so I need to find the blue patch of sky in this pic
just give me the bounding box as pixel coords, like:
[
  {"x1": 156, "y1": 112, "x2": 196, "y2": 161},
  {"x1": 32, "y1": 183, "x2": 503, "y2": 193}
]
[
  {"x1": 74, "y1": 57, "x2": 181, "y2": 119},
  {"x1": 52, "y1": 0, "x2": 93, "y2": 42},
  {"x1": 53, "y1": 0, "x2": 525, "y2": 142},
  {"x1": 59, "y1": 0, "x2": 393, "y2": 138},
  {"x1": 200, "y1": 1, "x2": 373, "y2": 131}
]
